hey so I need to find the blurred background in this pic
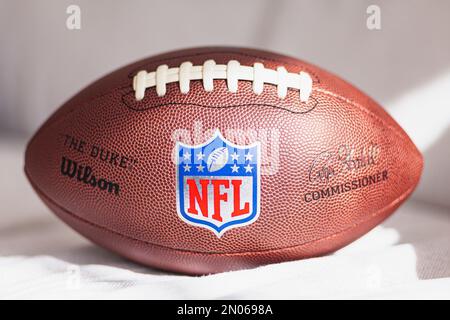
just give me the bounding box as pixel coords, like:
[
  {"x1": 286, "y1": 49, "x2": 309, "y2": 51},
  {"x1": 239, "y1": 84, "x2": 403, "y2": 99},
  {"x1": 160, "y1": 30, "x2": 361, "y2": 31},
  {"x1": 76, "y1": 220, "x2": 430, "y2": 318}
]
[{"x1": 0, "y1": 0, "x2": 449, "y2": 298}]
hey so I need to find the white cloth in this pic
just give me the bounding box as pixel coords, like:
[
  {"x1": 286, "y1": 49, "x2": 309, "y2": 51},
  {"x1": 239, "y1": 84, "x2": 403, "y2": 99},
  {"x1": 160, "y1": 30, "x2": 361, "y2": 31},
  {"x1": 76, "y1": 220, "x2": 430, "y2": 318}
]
[{"x1": 0, "y1": 139, "x2": 449, "y2": 299}]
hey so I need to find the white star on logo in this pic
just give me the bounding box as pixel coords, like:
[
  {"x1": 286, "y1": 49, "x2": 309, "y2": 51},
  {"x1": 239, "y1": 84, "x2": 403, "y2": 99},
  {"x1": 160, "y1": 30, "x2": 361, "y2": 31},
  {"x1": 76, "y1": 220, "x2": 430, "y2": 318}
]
[
  {"x1": 244, "y1": 164, "x2": 253, "y2": 173},
  {"x1": 245, "y1": 153, "x2": 254, "y2": 161},
  {"x1": 196, "y1": 152, "x2": 205, "y2": 161},
  {"x1": 183, "y1": 152, "x2": 191, "y2": 161},
  {"x1": 196, "y1": 164, "x2": 205, "y2": 172},
  {"x1": 231, "y1": 164, "x2": 239, "y2": 173},
  {"x1": 183, "y1": 164, "x2": 191, "y2": 172},
  {"x1": 230, "y1": 152, "x2": 239, "y2": 161}
]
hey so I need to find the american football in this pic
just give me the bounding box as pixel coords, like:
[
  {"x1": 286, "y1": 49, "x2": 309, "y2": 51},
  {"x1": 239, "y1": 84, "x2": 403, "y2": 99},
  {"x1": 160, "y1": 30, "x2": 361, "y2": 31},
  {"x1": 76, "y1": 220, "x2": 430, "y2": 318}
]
[{"x1": 25, "y1": 47, "x2": 423, "y2": 275}]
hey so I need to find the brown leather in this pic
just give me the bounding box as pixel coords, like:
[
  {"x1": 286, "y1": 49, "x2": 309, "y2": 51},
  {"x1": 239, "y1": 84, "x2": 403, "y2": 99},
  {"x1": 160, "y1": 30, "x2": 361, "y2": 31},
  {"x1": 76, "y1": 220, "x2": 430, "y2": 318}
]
[{"x1": 25, "y1": 47, "x2": 423, "y2": 275}]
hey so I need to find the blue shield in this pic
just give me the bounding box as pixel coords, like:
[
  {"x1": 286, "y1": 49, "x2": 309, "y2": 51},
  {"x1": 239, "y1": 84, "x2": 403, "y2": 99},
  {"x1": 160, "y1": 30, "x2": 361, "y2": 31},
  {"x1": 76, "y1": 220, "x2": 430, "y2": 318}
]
[{"x1": 176, "y1": 130, "x2": 260, "y2": 237}]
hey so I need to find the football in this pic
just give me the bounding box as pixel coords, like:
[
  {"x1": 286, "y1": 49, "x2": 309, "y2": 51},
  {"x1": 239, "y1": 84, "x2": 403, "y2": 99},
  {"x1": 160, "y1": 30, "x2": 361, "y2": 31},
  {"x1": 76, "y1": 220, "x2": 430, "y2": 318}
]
[{"x1": 25, "y1": 47, "x2": 423, "y2": 274}]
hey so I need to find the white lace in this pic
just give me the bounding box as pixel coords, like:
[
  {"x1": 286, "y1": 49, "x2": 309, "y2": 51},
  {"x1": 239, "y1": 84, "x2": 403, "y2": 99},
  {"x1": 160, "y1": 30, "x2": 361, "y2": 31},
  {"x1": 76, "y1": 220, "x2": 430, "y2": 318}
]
[{"x1": 133, "y1": 60, "x2": 313, "y2": 102}]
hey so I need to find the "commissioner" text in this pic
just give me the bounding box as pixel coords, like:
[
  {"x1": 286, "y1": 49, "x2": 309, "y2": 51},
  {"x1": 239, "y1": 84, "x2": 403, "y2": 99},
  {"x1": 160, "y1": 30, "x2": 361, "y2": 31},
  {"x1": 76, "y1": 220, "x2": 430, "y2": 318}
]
[{"x1": 304, "y1": 170, "x2": 388, "y2": 202}]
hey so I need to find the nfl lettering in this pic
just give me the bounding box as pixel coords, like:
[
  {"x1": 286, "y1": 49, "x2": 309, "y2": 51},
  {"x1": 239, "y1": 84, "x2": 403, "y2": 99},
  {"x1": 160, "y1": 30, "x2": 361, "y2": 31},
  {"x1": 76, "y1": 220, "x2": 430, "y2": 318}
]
[{"x1": 176, "y1": 131, "x2": 261, "y2": 237}]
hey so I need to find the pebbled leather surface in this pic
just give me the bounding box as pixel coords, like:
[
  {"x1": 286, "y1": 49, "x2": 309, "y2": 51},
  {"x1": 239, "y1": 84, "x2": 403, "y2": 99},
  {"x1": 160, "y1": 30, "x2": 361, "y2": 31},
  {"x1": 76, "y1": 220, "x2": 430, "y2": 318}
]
[{"x1": 25, "y1": 47, "x2": 423, "y2": 274}]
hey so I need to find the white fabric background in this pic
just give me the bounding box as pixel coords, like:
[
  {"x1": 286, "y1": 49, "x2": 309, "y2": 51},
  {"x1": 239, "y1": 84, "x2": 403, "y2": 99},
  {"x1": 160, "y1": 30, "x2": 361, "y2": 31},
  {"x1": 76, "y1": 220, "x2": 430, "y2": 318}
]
[{"x1": 0, "y1": 0, "x2": 449, "y2": 299}]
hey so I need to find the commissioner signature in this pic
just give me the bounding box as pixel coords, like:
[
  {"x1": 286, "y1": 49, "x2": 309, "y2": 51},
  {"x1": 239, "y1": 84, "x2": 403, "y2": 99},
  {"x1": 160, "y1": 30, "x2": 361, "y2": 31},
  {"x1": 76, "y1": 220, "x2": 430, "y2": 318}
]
[{"x1": 308, "y1": 144, "x2": 381, "y2": 184}]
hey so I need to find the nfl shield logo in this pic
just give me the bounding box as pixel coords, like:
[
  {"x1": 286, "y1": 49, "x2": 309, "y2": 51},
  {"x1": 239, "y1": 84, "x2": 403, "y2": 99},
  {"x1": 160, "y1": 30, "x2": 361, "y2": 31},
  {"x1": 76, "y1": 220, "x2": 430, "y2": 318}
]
[{"x1": 176, "y1": 130, "x2": 261, "y2": 237}]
